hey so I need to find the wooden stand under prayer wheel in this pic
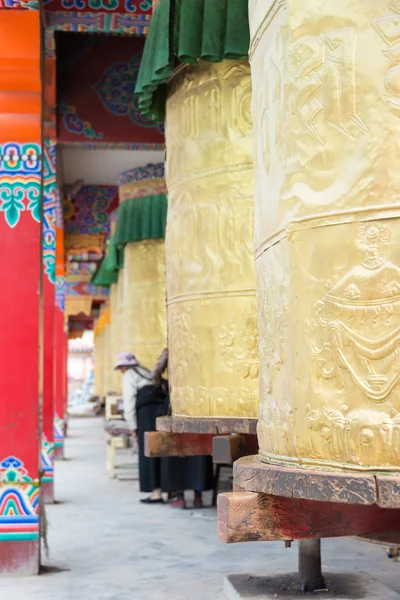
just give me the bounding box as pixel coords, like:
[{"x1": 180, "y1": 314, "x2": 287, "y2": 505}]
[
  {"x1": 218, "y1": 0, "x2": 400, "y2": 597},
  {"x1": 137, "y1": 0, "x2": 259, "y2": 473}
]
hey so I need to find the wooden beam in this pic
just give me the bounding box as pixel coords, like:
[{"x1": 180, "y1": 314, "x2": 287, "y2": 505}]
[
  {"x1": 234, "y1": 455, "x2": 377, "y2": 505},
  {"x1": 212, "y1": 435, "x2": 258, "y2": 464},
  {"x1": 218, "y1": 492, "x2": 400, "y2": 544},
  {"x1": 145, "y1": 431, "x2": 214, "y2": 457},
  {"x1": 156, "y1": 416, "x2": 257, "y2": 435},
  {"x1": 375, "y1": 475, "x2": 400, "y2": 508}
]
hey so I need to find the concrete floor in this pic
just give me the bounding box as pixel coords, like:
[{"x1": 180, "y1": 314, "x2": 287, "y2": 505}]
[{"x1": 0, "y1": 418, "x2": 399, "y2": 600}]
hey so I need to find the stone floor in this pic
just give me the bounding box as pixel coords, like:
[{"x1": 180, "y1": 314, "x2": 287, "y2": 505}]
[{"x1": 0, "y1": 418, "x2": 399, "y2": 600}]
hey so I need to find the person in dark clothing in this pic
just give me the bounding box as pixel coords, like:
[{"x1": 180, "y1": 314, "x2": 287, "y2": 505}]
[
  {"x1": 114, "y1": 352, "x2": 164, "y2": 504},
  {"x1": 151, "y1": 348, "x2": 214, "y2": 509}
]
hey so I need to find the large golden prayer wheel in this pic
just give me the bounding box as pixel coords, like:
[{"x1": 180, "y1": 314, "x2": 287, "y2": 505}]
[
  {"x1": 251, "y1": 0, "x2": 400, "y2": 472},
  {"x1": 166, "y1": 60, "x2": 259, "y2": 418},
  {"x1": 117, "y1": 165, "x2": 167, "y2": 371},
  {"x1": 109, "y1": 282, "x2": 123, "y2": 393}
]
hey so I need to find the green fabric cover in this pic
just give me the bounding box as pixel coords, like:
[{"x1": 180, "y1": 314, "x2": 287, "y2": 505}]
[
  {"x1": 91, "y1": 251, "x2": 119, "y2": 287},
  {"x1": 113, "y1": 193, "x2": 167, "y2": 247},
  {"x1": 91, "y1": 194, "x2": 167, "y2": 283},
  {"x1": 135, "y1": 0, "x2": 250, "y2": 121}
]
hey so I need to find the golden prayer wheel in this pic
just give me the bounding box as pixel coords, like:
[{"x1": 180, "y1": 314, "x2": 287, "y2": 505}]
[
  {"x1": 109, "y1": 283, "x2": 123, "y2": 394},
  {"x1": 165, "y1": 60, "x2": 259, "y2": 418},
  {"x1": 94, "y1": 329, "x2": 105, "y2": 397},
  {"x1": 104, "y1": 321, "x2": 115, "y2": 395},
  {"x1": 251, "y1": 0, "x2": 400, "y2": 472},
  {"x1": 117, "y1": 165, "x2": 167, "y2": 371},
  {"x1": 94, "y1": 305, "x2": 110, "y2": 397},
  {"x1": 121, "y1": 240, "x2": 167, "y2": 370}
]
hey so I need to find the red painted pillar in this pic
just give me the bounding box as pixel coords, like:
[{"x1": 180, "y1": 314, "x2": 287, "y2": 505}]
[
  {"x1": 54, "y1": 224, "x2": 66, "y2": 459},
  {"x1": 41, "y1": 140, "x2": 57, "y2": 501},
  {"x1": 0, "y1": 10, "x2": 42, "y2": 574},
  {"x1": 64, "y1": 330, "x2": 69, "y2": 437}
]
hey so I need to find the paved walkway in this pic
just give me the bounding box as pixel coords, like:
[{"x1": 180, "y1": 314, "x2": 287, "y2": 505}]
[{"x1": 0, "y1": 418, "x2": 399, "y2": 600}]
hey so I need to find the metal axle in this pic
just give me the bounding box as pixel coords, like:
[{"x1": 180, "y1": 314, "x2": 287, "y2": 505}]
[{"x1": 298, "y1": 539, "x2": 325, "y2": 593}]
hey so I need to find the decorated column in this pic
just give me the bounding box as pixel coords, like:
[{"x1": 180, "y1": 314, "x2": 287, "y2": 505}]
[
  {"x1": 0, "y1": 9, "x2": 42, "y2": 574},
  {"x1": 54, "y1": 217, "x2": 66, "y2": 459},
  {"x1": 136, "y1": 1, "x2": 258, "y2": 419},
  {"x1": 250, "y1": 0, "x2": 400, "y2": 472},
  {"x1": 41, "y1": 140, "x2": 57, "y2": 500}
]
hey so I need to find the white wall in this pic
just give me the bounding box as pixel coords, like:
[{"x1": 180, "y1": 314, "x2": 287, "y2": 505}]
[{"x1": 60, "y1": 147, "x2": 165, "y2": 186}]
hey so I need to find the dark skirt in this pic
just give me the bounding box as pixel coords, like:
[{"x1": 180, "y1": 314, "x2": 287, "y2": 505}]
[{"x1": 136, "y1": 401, "x2": 214, "y2": 494}]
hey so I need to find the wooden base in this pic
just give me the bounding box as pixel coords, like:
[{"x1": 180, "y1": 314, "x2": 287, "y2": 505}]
[
  {"x1": 42, "y1": 480, "x2": 54, "y2": 504},
  {"x1": 217, "y1": 456, "x2": 400, "y2": 544},
  {"x1": 0, "y1": 541, "x2": 39, "y2": 575},
  {"x1": 54, "y1": 444, "x2": 64, "y2": 460},
  {"x1": 234, "y1": 455, "x2": 400, "y2": 507},
  {"x1": 156, "y1": 416, "x2": 257, "y2": 435},
  {"x1": 145, "y1": 417, "x2": 258, "y2": 462},
  {"x1": 218, "y1": 491, "x2": 400, "y2": 543},
  {"x1": 145, "y1": 430, "x2": 258, "y2": 462},
  {"x1": 145, "y1": 432, "x2": 214, "y2": 457}
]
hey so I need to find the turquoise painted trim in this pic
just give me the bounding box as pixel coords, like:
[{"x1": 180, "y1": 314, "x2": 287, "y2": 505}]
[
  {"x1": 42, "y1": 477, "x2": 53, "y2": 483},
  {"x1": 0, "y1": 533, "x2": 39, "y2": 542},
  {"x1": 54, "y1": 441, "x2": 64, "y2": 447}
]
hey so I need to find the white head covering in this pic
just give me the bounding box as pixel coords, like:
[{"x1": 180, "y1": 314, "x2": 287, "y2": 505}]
[{"x1": 114, "y1": 352, "x2": 139, "y2": 370}]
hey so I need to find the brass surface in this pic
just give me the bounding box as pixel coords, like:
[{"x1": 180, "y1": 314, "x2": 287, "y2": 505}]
[
  {"x1": 109, "y1": 283, "x2": 123, "y2": 394},
  {"x1": 122, "y1": 240, "x2": 167, "y2": 371},
  {"x1": 94, "y1": 330, "x2": 105, "y2": 397},
  {"x1": 103, "y1": 323, "x2": 115, "y2": 395},
  {"x1": 166, "y1": 60, "x2": 259, "y2": 418},
  {"x1": 251, "y1": 0, "x2": 400, "y2": 470}
]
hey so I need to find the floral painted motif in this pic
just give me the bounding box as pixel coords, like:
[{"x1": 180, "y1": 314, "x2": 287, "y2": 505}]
[
  {"x1": 54, "y1": 0, "x2": 151, "y2": 10},
  {"x1": 64, "y1": 185, "x2": 118, "y2": 235},
  {"x1": 92, "y1": 54, "x2": 164, "y2": 133},
  {"x1": 60, "y1": 102, "x2": 103, "y2": 141},
  {"x1": 0, "y1": 143, "x2": 41, "y2": 228},
  {"x1": 89, "y1": 0, "x2": 119, "y2": 9}
]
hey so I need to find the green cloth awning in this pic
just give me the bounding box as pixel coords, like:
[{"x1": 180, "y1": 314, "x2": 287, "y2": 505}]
[
  {"x1": 91, "y1": 236, "x2": 124, "y2": 286},
  {"x1": 135, "y1": 0, "x2": 250, "y2": 122},
  {"x1": 91, "y1": 254, "x2": 119, "y2": 287},
  {"x1": 113, "y1": 193, "x2": 167, "y2": 247}
]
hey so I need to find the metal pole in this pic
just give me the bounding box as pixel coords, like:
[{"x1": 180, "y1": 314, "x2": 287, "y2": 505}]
[{"x1": 298, "y1": 539, "x2": 325, "y2": 592}]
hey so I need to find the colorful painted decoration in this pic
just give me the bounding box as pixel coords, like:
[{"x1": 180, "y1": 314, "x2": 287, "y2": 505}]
[
  {"x1": 64, "y1": 281, "x2": 109, "y2": 297},
  {"x1": 0, "y1": 457, "x2": 39, "y2": 542},
  {"x1": 41, "y1": 436, "x2": 55, "y2": 483},
  {"x1": 43, "y1": 0, "x2": 151, "y2": 13},
  {"x1": 0, "y1": 0, "x2": 39, "y2": 8},
  {"x1": 43, "y1": 140, "x2": 57, "y2": 284},
  {"x1": 44, "y1": 11, "x2": 151, "y2": 37},
  {"x1": 64, "y1": 185, "x2": 118, "y2": 234},
  {"x1": 54, "y1": 413, "x2": 65, "y2": 448},
  {"x1": 55, "y1": 275, "x2": 66, "y2": 313},
  {"x1": 60, "y1": 102, "x2": 104, "y2": 141},
  {"x1": 57, "y1": 35, "x2": 164, "y2": 145},
  {"x1": 0, "y1": 143, "x2": 41, "y2": 228},
  {"x1": 93, "y1": 53, "x2": 163, "y2": 133}
]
